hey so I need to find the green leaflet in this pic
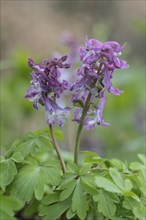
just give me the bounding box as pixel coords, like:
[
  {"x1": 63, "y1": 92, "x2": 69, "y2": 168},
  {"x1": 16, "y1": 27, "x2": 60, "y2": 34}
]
[
  {"x1": 123, "y1": 197, "x2": 140, "y2": 210},
  {"x1": 110, "y1": 158, "x2": 124, "y2": 170},
  {"x1": 81, "y1": 151, "x2": 101, "y2": 163},
  {"x1": 10, "y1": 162, "x2": 61, "y2": 201},
  {"x1": 109, "y1": 167, "x2": 133, "y2": 193},
  {"x1": 67, "y1": 162, "x2": 79, "y2": 173},
  {"x1": 0, "y1": 158, "x2": 17, "y2": 191},
  {"x1": 103, "y1": 191, "x2": 120, "y2": 203},
  {"x1": 124, "y1": 191, "x2": 140, "y2": 202},
  {"x1": 129, "y1": 161, "x2": 143, "y2": 171},
  {"x1": 97, "y1": 189, "x2": 116, "y2": 218},
  {"x1": 60, "y1": 180, "x2": 76, "y2": 201},
  {"x1": 137, "y1": 154, "x2": 146, "y2": 165},
  {"x1": 123, "y1": 196, "x2": 145, "y2": 219},
  {"x1": 95, "y1": 176, "x2": 122, "y2": 193},
  {"x1": 138, "y1": 168, "x2": 146, "y2": 194},
  {"x1": 39, "y1": 197, "x2": 71, "y2": 220},
  {"x1": 79, "y1": 163, "x2": 92, "y2": 175},
  {"x1": 21, "y1": 199, "x2": 39, "y2": 219},
  {"x1": 72, "y1": 183, "x2": 89, "y2": 220},
  {"x1": 0, "y1": 192, "x2": 23, "y2": 220},
  {"x1": 109, "y1": 167, "x2": 125, "y2": 190},
  {"x1": 41, "y1": 192, "x2": 60, "y2": 205},
  {"x1": 66, "y1": 208, "x2": 76, "y2": 219},
  {"x1": 57, "y1": 173, "x2": 78, "y2": 190},
  {"x1": 124, "y1": 179, "x2": 133, "y2": 192},
  {"x1": 80, "y1": 175, "x2": 97, "y2": 194},
  {"x1": 133, "y1": 203, "x2": 146, "y2": 220}
]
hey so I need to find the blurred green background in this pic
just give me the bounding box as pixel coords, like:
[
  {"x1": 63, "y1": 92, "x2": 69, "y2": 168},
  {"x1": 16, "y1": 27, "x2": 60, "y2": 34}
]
[{"x1": 1, "y1": 1, "x2": 145, "y2": 161}]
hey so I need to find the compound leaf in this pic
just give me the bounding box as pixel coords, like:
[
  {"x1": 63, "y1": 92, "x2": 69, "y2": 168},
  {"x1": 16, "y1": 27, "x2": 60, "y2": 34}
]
[{"x1": 10, "y1": 162, "x2": 61, "y2": 201}]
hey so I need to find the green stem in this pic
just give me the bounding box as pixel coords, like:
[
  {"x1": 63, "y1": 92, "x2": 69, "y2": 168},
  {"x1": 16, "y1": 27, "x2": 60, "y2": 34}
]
[
  {"x1": 49, "y1": 125, "x2": 66, "y2": 173},
  {"x1": 74, "y1": 64, "x2": 103, "y2": 164},
  {"x1": 74, "y1": 93, "x2": 92, "y2": 164}
]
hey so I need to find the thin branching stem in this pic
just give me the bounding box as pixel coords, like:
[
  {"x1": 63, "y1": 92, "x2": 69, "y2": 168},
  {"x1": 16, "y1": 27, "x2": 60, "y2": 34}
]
[{"x1": 49, "y1": 125, "x2": 66, "y2": 173}]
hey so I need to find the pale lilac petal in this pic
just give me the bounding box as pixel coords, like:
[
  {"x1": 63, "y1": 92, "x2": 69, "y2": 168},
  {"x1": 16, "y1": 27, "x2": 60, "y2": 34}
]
[
  {"x1": 84, "y1": 117, "x2": 97, "y2": 130},
  {"x1": 103, "y1": 68, "x2": 112, "y2": 91},
  {"x1": 109, "y1": 87, "x2": 123, "y2": 96},
  {"x1": 25, "y1": 81, "x2": 42, "y2": 109},
  {"x1": 45, "y1": 111, "x2": 56, "y2": 126},
  {"x1": 28, "y1": 58, "x2": 44, "y2": 71},
  {"x1": 96, "y1": 109, "x2": 110, "y2": 126},
  {"x1": 73, "y1": 107, "x2": 82, "y2": 122}
]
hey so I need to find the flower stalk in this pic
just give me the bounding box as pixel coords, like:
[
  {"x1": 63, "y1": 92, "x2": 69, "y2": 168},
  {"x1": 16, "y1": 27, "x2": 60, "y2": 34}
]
[
  {"x1": 74, "y1": 64, "x2": 102, "y2": 164},
  {"x1": 49, "y1": 125, "x2": 66, "y2": 173},
  {"x1": 74, "y1": 93, "x2": 92, "y2": 164}
]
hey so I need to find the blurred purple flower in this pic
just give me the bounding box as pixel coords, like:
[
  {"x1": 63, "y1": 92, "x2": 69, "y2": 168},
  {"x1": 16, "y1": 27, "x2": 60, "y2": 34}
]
[
  {"x1": 60, "y1": 32, "x2": 79, "y2": 65},
  {"x1": 25, "y1": 55, "x2": 71, "y2": 126}
]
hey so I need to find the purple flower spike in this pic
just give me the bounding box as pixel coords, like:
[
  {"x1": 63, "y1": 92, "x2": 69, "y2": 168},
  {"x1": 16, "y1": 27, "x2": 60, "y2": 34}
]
[
  {"x1": 25, "y1": 55, "x2": 71, "y2": 126},
  {"x1": 72, "y1": 36, "x2": 129, "y2": 129}
]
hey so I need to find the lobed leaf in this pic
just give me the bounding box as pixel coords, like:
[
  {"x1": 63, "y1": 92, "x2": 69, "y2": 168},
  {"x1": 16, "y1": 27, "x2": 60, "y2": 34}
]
[
  {"x1": 41, "y1": 192, "x2": 60, "y2": 205},
  {"x1": 57, "y1": 173, "x2": 78, "y2": 190},
  {"x1": 97, "y1": 189, "x2": 116, "y2": 218},
  {"x1": 95, "y1": 176, "x2": 122, "y2": 193},
  {"x1": 8, "y1": 130, "x2": 53, "y2": 162},
  {"x1": 10, "y1": 162, "x2": 61, "y2": 202},
  {"x1": 39, "y1": 197, "x2": 71, "y2": 220},
  {"x1": 129, "y1": 162, "x2": 143, "y2": 171},
  {"x1": 60, "y1": 180, "x2": 76, "y2": 201},
  {"x1": 133, "y1": 203, "x2": 146, "y2": 220},
  {"x1": 0, "y1": 158, "x2": 17, "y2": 191},
  {"x1": 137, "y1": 154, "x2": 146, "y2": 165},
  {"x1": 80, "y1": 175, "x2": 97, "y2": 194},
  {"x1": 109, "y1": 167, "x2": 125, "y2": 190},
  {"x1": 66, "y1": 207, "x2": 76, "y2": 219},
  {"x1": 0, "y1": 192, "x2": 23, "y2": 220},
  {"x1": 72, "y1": 183, "x2": 88, "y2": 220}
]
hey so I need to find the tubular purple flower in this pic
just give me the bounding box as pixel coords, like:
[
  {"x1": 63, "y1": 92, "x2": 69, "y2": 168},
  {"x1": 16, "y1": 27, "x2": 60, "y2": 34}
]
[
  {"x1": 103, "y1": 68, "x2": 123, "y2": 95},
  {"x1": 44, "y1": 96, "x2": 71, "y2": 127},
  {"x1": 25, "y1": 55, "x2": 71, "y2": 126},
  {"x1": 84, "y1": 91, "x2": 109, "y2": 130}
]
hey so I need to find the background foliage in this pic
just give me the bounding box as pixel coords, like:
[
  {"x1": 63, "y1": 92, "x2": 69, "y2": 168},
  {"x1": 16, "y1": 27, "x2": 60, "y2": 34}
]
[{"x1": 1, "y1": 130, "x2": 145, "y2": 219}]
